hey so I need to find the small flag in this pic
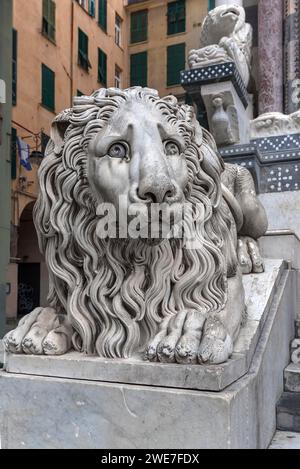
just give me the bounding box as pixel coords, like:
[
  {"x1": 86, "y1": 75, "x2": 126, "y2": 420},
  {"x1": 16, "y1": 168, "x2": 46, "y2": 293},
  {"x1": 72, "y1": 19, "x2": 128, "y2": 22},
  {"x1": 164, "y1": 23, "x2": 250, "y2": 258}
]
[{"x1": 17, "y1": 137, "x2": 32, "y2": 171}]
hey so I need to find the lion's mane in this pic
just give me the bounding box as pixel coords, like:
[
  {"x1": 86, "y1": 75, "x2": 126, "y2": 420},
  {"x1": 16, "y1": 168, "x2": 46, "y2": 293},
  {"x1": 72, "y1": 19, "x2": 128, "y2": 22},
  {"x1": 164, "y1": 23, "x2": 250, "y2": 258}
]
[{"x1": 34, "y1": 87, "x2": 237, "y2": 358}]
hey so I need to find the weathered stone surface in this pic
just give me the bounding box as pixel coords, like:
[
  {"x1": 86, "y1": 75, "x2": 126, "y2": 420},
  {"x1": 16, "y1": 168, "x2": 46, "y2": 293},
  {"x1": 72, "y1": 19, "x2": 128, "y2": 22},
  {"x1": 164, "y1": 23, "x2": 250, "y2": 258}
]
[
  {"x1": 0, "y1": 268, "x2": 294, "y2": 449},
  {"x1": 269, "y1": 431, "x2": 300, "y2": 449},
  {"x1": 284, "y1": 363, "x2": 300, "y2": 393},
  {"x1": 259, "y1": 192, "x2": 300, "y2": 239},
  {"x1": 296, "y1": 320, "x2": 300, "y2": 338},
  {"x1": 4, "y1": 260, "x2": 284, "y2": 392},
  {"x1": 277, "y1": 392, "x2": 300, "y2": 433}
]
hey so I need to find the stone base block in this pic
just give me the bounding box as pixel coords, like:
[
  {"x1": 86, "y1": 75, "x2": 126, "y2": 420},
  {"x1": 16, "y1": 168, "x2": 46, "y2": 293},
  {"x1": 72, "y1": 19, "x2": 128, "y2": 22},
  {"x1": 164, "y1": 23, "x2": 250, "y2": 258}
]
[
  {"x1": 284, "y1": 364, "x2": 300, "y2": 393},
  {"x1": 0, "y1": 262, "x2": 295, "y2": 449}
]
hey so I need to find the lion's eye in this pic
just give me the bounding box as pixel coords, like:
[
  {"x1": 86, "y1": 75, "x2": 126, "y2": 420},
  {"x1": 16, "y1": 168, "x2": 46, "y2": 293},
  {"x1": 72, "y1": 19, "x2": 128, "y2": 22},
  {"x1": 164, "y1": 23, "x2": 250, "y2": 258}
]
[
  {"x1": 164, "y1": 141, "x2": 181, "y2": 156},
  {"x1": 108, "y1": 142, "x2": 129, "y2": 160}
]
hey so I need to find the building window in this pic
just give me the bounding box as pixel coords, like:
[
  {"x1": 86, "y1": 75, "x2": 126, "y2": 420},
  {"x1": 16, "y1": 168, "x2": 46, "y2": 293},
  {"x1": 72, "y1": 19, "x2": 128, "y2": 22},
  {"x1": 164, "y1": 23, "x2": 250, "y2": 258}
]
[
  {"x1": 11, "y1": 128, "x2": 17, "y2": 180},
  {"x1": 167, "y1": 43, "x2": 185, "y2": 86},
  {"x1": 42, "y1": 0, "x2": 56, "y2": 42},
  {"x1": 130, "y1": 51, "x2": 147, "y2": 87},
  {"x1": 78, "y1": 28, "x2": 91, "y2": 71},
  {"x1": 12, "y1": 29, "x2": 17, "y2": 106},
  {"x1": 208, "y1": 0, "x2": 215, "y2": 11},
  {"x1": 41, "y1": 63, "x2": 55, "y2": 111},
  {"x1": 115, "y1": 65, "x2": 122, "y2": 88},
  {"x1": 78, "y1": 0, "x2": 86, "y2": 7},
  {"x1": 88, "y1": 0, "x2": 96, "y2": 17},
  {"x1": 98, "y1": 48, "x2": 107, "y2": 86},
  {"x1": 130, "y1": 10, "x2": 148, "y2": 44},
  {"x1": 115, "y1": 14, "x2": 122, "y2": 47},
  {"x1": 98, "y1": 0, "x2": 107, "y2": 32},
  {"x1": 167, "y1": 0, "x2": 186, "y2": 36}
]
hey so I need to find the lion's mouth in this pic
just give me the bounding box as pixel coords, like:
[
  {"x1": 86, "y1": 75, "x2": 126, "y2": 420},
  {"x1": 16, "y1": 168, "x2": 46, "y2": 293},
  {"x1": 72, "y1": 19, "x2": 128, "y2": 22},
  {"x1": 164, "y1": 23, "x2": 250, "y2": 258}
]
[{"x1": 221, "y1": 8, "x2": 239, "y2": 19}]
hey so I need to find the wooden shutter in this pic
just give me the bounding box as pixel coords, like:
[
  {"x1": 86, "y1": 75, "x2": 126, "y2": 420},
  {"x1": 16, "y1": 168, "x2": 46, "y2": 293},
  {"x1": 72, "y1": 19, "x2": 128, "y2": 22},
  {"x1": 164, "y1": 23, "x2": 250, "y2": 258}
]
[
  {"x1": 11, "y1": 128, "x2": 17, "y2": 180},
  {"x1": 130, "y1": 52, "x2": 147, "y2": 87},
  {"x1": 78, "y1": 29, "x2": 90, "y2": 70},
  {"x1": 167, "y1": 43, "x2": 185, "y2": 86},
  {"x1": 167, "y1": 1, "x2": 185, "y2": 36},
  {"x1": 98, "y1": 0, "x2": 107, "y2": 32},
  {"x1": 42, "y1": 64, "x2": 55, "y2": 111},
  {"x1": 98, "y1": 49, "x2": 107, "y2": 86},
  {"x1": 130, "y1": 10, "x2": 148, "y2": 44},
  {"x1": 43, "y1": 0, "x2": 56, "y2": 41},
  {"x1": 12, "y1": 29, "x2": 17, "y2": 106}
]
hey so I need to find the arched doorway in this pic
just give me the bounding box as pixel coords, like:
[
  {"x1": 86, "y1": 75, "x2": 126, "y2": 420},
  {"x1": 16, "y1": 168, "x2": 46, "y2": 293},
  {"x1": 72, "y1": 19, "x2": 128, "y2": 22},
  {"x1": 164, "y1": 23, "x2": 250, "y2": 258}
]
[{"x1": 17, "y1": 202, "x2": 41, "y2": 316}]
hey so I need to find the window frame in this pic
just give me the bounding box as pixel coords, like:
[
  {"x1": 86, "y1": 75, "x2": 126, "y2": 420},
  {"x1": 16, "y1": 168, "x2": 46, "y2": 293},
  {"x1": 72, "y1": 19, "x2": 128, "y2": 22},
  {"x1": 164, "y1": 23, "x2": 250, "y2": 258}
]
[
  {"x1": 42, "y1": 0, "x2": 56, "y2": 43},
  {"x1": 41, "y1": 63, "x2": 55, "y2": 112},
  {"x1": 130, "y1": 51, "x2": 148, "y2": 87},
  {"x1": 167, "y1": 0, "x2": 186, "y2": 36},
  {"x1": 130, "y1": 9, "x2": 148, "y2": 44},
  {"x1": 98, "y1": 48, "x2": 107, "y2": 86},
  {"x1": 114, "y1": 65, "x2": 122, "y2": 88},
  {"x1": 78, "y1": 28, "x2": 91, "y2": 72},
  {"x1": 115, "y1": 13, "x2": 122, "y2": 47},
  {"x1": 166, "y1": 42, "x2": 185, "y2": 87}
]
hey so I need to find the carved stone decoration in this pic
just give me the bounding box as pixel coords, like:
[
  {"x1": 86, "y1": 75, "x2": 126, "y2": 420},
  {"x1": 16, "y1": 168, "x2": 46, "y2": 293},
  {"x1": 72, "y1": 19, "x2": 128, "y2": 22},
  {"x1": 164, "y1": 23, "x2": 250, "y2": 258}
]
[
  {"x1": 291, "y1": 339, "x2": 300, "y2": 364},
  {"x1": 210, "y1": 94, "x2": 238, "y2": 146},
  {"x1": 3, "y1": 87, "x2": 268, "y2": 365},
  {"x1": 188, "y1": 5, "x2": 253, "y2": 87},
  {"x1": 251, "y1": 111, "x2": 300, "y2": 138},
  {"x1": 201, "y1": 81, "x2": 250, "y2": 146}
]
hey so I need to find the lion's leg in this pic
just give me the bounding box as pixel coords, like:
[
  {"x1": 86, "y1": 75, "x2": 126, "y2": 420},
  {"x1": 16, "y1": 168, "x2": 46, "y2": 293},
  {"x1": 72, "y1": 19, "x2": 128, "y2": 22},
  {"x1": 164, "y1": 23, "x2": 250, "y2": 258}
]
[
  {"x1": 3, "y1": 307, "x2": 73, "y2": 356},
  {"x1": 198, "y1": 271, "x2": 245, "y2": 364}
]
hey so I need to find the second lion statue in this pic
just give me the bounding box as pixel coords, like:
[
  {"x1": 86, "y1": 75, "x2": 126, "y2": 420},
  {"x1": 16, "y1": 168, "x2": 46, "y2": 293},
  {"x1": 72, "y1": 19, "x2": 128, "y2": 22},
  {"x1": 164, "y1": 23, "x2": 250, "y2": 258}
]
[{"x1": 4, "y1": 87, "x2": 268, "y2": 365}]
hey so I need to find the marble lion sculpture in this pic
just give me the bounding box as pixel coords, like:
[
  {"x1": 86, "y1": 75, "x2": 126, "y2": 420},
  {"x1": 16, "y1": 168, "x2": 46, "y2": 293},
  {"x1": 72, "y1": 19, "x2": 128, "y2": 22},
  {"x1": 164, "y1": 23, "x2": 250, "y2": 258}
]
[
  {"x1": 4, "y1": 87, "x2": 268, "y2": 365},
  {"x1": 188, "y1": 4, "x2": 252, "y2": 87}
]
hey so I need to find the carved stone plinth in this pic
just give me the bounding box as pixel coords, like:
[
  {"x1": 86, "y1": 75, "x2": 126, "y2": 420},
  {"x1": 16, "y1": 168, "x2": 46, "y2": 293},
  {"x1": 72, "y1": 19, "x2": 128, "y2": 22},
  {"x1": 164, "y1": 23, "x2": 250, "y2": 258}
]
[
  {"x1": 181, "y1": 63, "x2": 251, "y2": 146},
  {"x1": 0, "y1": 261, "x2": 294, "y2": 449}
]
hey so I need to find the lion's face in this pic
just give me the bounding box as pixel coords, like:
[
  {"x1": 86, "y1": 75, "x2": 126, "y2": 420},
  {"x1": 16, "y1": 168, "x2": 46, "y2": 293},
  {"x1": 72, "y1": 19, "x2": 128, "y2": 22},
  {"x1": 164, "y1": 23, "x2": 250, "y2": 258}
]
[
  {"x1": 88, "y1": 99, "x2": 189, "y2": 241},
  {"x1": 202, "y1": 5, "x2": 245, "y2": 45}
]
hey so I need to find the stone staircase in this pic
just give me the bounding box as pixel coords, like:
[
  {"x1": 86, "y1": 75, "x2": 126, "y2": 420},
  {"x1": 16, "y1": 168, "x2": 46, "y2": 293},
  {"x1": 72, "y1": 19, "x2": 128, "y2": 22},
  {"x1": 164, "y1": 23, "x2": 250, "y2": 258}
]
[{"x1": 277, "y1": 320, "x2": 300, "y2": 432}]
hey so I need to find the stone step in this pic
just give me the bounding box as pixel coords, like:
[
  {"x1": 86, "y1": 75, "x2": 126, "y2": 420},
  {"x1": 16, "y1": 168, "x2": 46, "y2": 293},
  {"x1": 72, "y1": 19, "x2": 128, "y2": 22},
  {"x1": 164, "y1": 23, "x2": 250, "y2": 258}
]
[
  {"x1": 277, "y1": 392, "x2": 300, "y2": 432},
  {"x1": 285, "y1": 364, "x2": 300, "y2": 392}
]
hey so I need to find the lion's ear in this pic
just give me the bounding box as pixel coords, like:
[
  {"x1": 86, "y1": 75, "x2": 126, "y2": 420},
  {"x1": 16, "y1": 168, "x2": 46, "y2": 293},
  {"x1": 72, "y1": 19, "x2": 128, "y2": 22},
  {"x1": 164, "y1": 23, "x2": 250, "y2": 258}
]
[{"x1": 51, "y1": 109, "x2": 72, "y2": 154}]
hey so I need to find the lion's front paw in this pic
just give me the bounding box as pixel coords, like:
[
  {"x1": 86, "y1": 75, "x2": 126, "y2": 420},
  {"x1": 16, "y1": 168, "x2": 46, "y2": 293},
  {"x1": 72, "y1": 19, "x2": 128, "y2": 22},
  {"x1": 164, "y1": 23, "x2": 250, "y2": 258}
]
[
  {"x1": 4, "y1": 307, "x2": 73, "y2": 356},
  {"x1": 146, "y1": 311, "x2": 204, "y2": 364},
  {"x1": 198, "y1": 316, "x2": 233, "y2": 365},
  {"x1": 237, "y1": 236, "x2": 264, "y2": 274}
]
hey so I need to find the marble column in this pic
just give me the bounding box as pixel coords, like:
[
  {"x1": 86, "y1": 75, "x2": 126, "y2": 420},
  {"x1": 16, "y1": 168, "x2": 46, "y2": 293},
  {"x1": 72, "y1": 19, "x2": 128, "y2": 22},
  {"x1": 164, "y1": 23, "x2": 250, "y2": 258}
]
[
  {"x1": 284, "y1": 0, "x2": 300, "y2": 113},
  {"x1": 215, "y1": 0, "x2": 243, "y2": 5},
  {"x1": 258, "y1": 0, "x2": 284, "y2": 114}
]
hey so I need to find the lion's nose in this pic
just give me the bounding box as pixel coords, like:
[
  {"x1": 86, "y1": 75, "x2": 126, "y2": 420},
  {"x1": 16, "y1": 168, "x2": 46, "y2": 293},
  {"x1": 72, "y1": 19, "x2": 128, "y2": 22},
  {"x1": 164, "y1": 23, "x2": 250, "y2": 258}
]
[{"x1": 138, "y1": 179, "x2": 177, "y2": 204}]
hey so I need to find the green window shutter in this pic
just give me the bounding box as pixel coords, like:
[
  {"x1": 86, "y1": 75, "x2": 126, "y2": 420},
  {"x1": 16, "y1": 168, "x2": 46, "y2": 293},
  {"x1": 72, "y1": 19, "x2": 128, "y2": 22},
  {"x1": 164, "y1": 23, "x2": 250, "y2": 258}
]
[
  {"x1": 130, "y1": 51, "x2": 147, "y2": 87},
  {"x1": 208, "y1": 0, "x2": 215, "y2": 11},
  {"x1": 77, "y1": 89, "x2": 84, "y2": 96},
  {"x1": 78, "y1": 28, "x2": 90, "y2": 71},
  {"x1": 130, "y1": 10, "x2": 148, "y2": 44},
  {"x1": 11, "y1": 128, "x2": 17, "y2": 180},
  {"x1": 167, "y1": 0, "x2": 186, "y2": 36},
  {"x1": 41, "y1": 63, "x2": 55, "y2": 111},
  {"x1": 88, "y1": 0, "x2": 95, "y2": 17},
  {"x1": 98, "y1": 0, "x2": 107, "y2": 32},
  {"x1": 12, "y1": 29, "x2": 17, "y2": 106},
  {"x1": 41, "y1": 132, "x2": 50, "y2": 156},
  {"x1": 42, "y1": 0, "x2": 56, "y2": 41},
  {"x1": 98, "y1": 48, "x2": 107, "y2": 86},
  {"x1": 167, "y1": 43, "x2": 185, "y2": 86}
]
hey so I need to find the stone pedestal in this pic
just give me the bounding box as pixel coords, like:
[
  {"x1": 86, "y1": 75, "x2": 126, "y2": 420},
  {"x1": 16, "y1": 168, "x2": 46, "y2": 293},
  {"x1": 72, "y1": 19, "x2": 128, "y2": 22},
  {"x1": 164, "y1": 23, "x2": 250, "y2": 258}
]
[
  {"x1": 0, "y1": 260, "x2": 295, "y2": 449},
  {"x1": 181, "y1": 62, "x2": 251, "y2": 146}
]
